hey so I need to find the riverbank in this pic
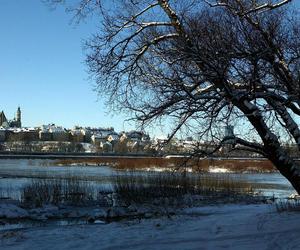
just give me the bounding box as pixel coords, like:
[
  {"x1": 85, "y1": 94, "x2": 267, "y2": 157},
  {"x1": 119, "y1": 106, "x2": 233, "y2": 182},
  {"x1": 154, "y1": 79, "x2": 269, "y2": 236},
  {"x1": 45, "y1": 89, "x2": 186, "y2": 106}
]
[
  {"x1": 0, "y1": 192, "x2": 266, "y2": 229},
  {"x1": 0, "y1": 153, "x2": 279, "y2": 173},
  {"x1": 0, "y1": 152, "x2": 154, "y2": 159},
  {"x1": 53, "y1": 156, "x2": 277, "y2": 173},
  {"x1": 0, "y1": 158, "x2": 298, "y2": 249},
  {"x1": 2, "y1": 202, "x2": 300, "y2": 250}
]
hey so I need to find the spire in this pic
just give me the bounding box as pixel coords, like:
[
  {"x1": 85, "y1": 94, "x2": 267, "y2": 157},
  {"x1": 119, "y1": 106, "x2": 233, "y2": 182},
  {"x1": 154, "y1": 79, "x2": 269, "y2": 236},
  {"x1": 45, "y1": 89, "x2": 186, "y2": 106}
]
[
  {"x1": 16, "y1": 106, "x2": 21, "y2": 128},
  {"x1": 0, "y1": 111, "x2": 8, "y2": 126}
]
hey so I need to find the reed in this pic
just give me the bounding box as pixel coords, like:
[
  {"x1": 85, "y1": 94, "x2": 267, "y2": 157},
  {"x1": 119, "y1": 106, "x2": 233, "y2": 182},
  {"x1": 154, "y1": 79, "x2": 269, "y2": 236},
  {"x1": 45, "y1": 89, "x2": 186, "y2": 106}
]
[
  {"x1": 21, "y1": 178, "x2": 99, "y2": 207},
  {"x1": 112, "y1": 172, "x2": 256, "y2": 204},
  {"x1": 275, "y1": 199, "x2": 300, "y2": 212}
]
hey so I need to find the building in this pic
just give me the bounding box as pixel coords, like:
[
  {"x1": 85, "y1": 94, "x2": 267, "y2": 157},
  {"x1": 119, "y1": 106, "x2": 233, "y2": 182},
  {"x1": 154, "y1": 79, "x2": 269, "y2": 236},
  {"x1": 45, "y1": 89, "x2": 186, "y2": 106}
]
[
  {"x1": 0, "y1": 111, "x2": 8, "y2": 127},
  {"x1": 5, "y1": 128, "x2": 39, "y2": 142},
  {"x1": 89, "y1": 127, "x2": 116, "y2": 146},
  {"x1": 70, "y1": 128, "x2": 85, "y2": 143},
  {"x1": 0, "y1": 128, "x2": 6, "y2": 142},
  {"x1": 39, "y1": 124, "x2": 69, "y2": 142},
  {"x1": 121, "y1": 130, "x2": 150, "y2": 142},
  {"x1": 107, "y1": 133, "x2": 120, "y2": 143},
  {"x1": 39, "y1": 127, "x2": 52, "y2": 141},
  {"x1": 81, "y1": 128, "x2": 91, "y2": 143},
  {"x1": 49, "y1": 126, "x2": 69, "y2": 142},
  {"x1": 91, "y1": 134, "x2": 107, "y2": 146},
  {"x1": 0, "y1": 107, "x2": 22, "y2": 128},
  {"x1": 225, "y1": 125, "x2": 234, "y2": 138},
  {"x1": 88, "y1": 127, "x2": 115, "y2": 138}
]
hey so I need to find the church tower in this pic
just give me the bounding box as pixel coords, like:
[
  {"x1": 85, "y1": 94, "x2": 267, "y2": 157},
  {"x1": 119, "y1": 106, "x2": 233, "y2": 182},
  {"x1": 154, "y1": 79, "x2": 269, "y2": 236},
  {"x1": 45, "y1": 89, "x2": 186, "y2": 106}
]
[
  {"x1": 16, "y1": 106, "x2": 21, "y2": 128},
  {"x1": 0, "y1": 111, "x2": 8, "y2": 127}
]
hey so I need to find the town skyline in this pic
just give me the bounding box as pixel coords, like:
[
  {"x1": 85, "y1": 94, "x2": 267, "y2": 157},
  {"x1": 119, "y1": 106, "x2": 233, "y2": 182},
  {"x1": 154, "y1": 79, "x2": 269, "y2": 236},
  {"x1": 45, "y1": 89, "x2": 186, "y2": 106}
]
[
  {"x1": 0, "y1": 1, "x2": 142, "y2": 134},
  {"x1": 0, "y1": 105, "x2": 174, "y2": 140},
  {"x1": 0, "y1": 105, "x2": 131, "y2": 131}
]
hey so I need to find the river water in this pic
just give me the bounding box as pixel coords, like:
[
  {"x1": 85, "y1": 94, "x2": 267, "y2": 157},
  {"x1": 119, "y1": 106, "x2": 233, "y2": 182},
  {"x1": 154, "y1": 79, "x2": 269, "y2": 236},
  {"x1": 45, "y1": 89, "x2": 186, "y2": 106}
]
[{"x1": 0, "y1": 159, "x2": 295, "y2": 200}]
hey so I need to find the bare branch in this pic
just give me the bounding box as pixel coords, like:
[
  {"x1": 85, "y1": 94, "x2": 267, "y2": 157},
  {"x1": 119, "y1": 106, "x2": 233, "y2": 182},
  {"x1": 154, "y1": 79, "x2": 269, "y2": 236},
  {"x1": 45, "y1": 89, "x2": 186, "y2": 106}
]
[{"x1": 204, "y1": 0, "x2": 292, "y2": 16}]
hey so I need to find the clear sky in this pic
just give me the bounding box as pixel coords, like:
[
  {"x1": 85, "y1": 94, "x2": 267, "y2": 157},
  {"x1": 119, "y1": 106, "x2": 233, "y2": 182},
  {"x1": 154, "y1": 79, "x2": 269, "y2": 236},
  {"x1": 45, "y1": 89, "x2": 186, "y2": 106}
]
[{"x1": 0, "y1": 0, "x2": 135, "y2": 132}]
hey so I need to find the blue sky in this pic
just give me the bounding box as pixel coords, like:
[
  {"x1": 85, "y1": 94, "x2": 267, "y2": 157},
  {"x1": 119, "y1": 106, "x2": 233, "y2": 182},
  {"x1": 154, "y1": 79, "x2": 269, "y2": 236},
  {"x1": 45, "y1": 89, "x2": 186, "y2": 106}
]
[
  {"x1": 0, "y1": 1, "x2": 298, "y2": 137},
  {"x1": 0, "y1": 0, "x2": 134, "y2": 132}
]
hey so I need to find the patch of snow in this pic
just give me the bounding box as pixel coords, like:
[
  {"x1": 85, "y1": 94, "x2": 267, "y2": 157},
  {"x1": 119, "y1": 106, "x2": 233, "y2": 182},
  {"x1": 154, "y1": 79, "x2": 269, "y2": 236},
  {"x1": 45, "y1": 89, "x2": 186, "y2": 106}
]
[
  {"x1": 0, "y1": 204, "x2": 28, "y2": 219},
  {"x1": 288, "y1": 193, "x2": 300, "y2": 200},
  {"x1": 2, "y1": 203, "x2": 300, "y2": 249},
  {"x1": 209, "y1": 167, "x2": 230, "y2": 173},
  {"x1": 81, "y1": 143, "x2": 96, "y2": 153},
  {"x1": 141, "y1": 167, "x2": 193, "y2": 173},
  {"x1": 143, "y1": 167, "x2": 171, "y2": 172}
]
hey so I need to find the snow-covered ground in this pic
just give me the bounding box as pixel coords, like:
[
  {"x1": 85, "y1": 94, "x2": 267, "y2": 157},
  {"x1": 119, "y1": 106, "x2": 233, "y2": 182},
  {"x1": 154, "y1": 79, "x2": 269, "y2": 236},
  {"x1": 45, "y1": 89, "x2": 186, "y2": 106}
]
[{"x1": 1, "y1": 203, "x2": 300, "y2": 250}]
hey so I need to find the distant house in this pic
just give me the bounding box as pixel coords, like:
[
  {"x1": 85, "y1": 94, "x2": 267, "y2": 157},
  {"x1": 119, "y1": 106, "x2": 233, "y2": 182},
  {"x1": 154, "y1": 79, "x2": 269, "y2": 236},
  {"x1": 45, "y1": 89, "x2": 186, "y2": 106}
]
[
  {"x1": 90, "y1": 127, "x2": 116, "y2": 144},
  {"x1": 6, "y1": 128, "x2": 39, "y2": 142},
  {"x1": 39, "y1": 125, "x2": 52, "y2": 141},
  {"x1": 102, "y1": 141, "x2": 113, "y2": 152},
  {"x1": 39, "y1": 129, "x2": 52, "y2": 141},
  {"x1": 80, "y1": 128, "x2": 91, "y2": 143},
  {"x1": 126, "y1": 131, "x2": 142, "y2": 141},
  {"x1": 40, "y1": 125, "x2": 68, "y2": 142},
  {"x1": 225, "y1": 125, "x2": 234, "y2": 137},
  {"x1": 50, "y1": 126, "x2": 69, "y2": 142},
  {"x1": 91, "y1": 134, "x2": 107, "y2": 146},
  {"x1": 186, "y1": 136, "x2": 193, "y2": 142},
  {"x1": 70, "y1": 129, "x2": 85, "y2": 143},
  {"x1": 154, "y1": 135, "x2": 168, "y2": 144},
  {"x1": 88, "y1": 127, "x2": 115, "y2": 136},
  {"x1": 118, "y1": 131, "x2": 151, "y2": 153},
  {"x1": 107, "y1": 133, "x2": 120, "y2": 143},
  {"x1": 0, "y1": 128, "x2": 6, "y2": 142},
  {"x1": 122, "y1": 131, "x2": 150, "y2": 142},
  {"x1": 224, "y1": 125, "x2": 235, "y2": 146}
]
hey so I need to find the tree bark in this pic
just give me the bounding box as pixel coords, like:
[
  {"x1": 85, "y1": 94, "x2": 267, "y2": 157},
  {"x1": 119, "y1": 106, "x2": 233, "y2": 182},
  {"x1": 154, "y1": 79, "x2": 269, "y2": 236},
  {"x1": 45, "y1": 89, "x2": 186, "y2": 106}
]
[{"x1": 235, "y1": 98, "x2": 300, "y2": 193}]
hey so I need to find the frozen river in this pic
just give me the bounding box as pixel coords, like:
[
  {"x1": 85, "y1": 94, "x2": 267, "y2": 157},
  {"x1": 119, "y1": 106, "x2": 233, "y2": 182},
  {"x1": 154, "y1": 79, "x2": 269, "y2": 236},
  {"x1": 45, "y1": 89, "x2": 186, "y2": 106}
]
[{"x1": 0, "y1": 159, "x2": 295, "y2": 200}]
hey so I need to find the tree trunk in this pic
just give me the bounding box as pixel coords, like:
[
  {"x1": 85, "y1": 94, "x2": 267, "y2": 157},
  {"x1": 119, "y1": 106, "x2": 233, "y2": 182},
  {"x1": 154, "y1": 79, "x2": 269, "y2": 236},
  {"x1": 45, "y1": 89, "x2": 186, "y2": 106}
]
[
  {"x1": 267, "y1": 145, "x2": 300, "y2": 194},
  {"x1": 235, "y1": 98, "x2": 300, "y2": 194}
]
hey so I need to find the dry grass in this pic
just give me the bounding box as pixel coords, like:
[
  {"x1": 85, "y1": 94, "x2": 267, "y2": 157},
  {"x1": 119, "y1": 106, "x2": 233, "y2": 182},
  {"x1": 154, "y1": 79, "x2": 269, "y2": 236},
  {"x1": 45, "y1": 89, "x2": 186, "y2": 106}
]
[
  {"x1": 18, "y1": 171, "x2": 262, "y2": 208},
  {"x1": 54, "y1": 157, "x2": 276, "y2": 173},
  {"x1": 21, "y1": 178, "x2": 100, "y2": 207},
  {"x1": 112, "y1": 172, "x2": 257, "y2": 204},
  {"x1": 275, "y1": 199, "x2": 300, "y2": 213}
]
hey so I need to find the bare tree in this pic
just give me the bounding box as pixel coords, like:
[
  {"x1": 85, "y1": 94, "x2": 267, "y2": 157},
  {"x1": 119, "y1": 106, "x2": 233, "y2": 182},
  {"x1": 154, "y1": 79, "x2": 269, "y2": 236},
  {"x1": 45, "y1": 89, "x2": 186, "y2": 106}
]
[{"x1": 52, "y1": 0, "x2": 300, "y2": 193}]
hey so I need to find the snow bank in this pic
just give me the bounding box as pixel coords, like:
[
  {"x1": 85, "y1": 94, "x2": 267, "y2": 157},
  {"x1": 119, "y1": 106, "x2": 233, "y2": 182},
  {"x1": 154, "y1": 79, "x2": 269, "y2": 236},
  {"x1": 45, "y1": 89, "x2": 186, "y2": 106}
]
[
  {"x1": 1, "y1": 203, "x2": 300, "y2": 250},
  {"x1": 0, "y1": 204, "x2": 28, "y2": 219}
]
